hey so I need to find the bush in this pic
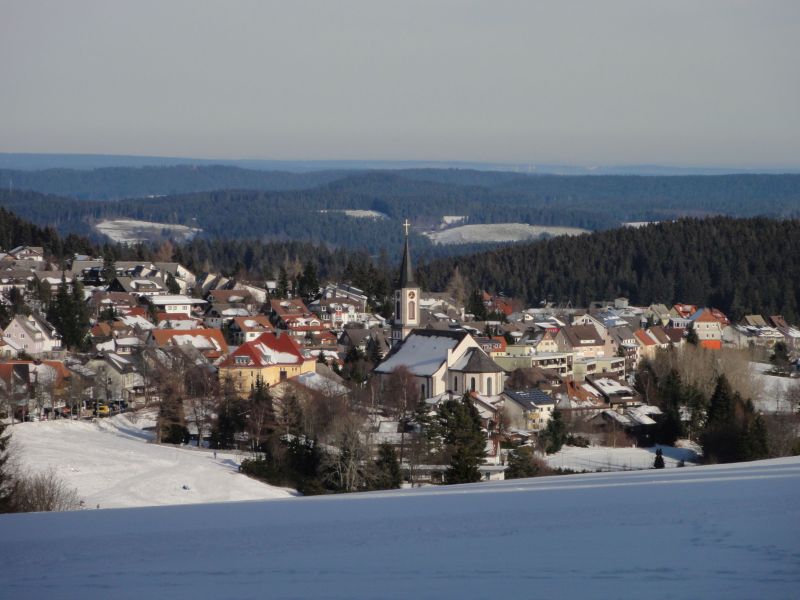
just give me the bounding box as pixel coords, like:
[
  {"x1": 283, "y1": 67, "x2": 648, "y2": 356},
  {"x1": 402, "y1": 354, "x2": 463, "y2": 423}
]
[
  {"x1": 505, "y1": 446, "x2": 553, "y2": 479},
  {"x1": 12, "y1": 469, "x2": 81, "y2": 513}
]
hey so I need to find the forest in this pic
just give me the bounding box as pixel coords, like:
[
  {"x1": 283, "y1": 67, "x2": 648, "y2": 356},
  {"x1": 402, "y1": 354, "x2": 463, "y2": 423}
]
[
  {"x1": 0, "y1": 170, "x2": 798, "y2": 260},
  {"x1": 420, "y1": 217, "x2": 800, "y2": 322},
  {"x1": 2, "y1": 204, "x2": 799, "y2": 323}
]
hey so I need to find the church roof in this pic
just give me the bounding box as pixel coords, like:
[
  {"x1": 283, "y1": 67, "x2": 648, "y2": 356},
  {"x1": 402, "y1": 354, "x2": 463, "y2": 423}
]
[
  {"x1": 398, "y1": 234, "x2": 415, "y2": 287},
  {"x1": 450, "y1": 347, "x2": 504, "y2": 374},
  {"x1": 374, "y1": 329, "x2": 467, "y2": 376}
]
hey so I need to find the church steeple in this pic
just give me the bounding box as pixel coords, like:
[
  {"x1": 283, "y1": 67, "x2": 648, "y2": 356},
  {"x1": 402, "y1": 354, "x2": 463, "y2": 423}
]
[
  {"x1": 391, "y1": 219, "x2": 420, "y2": 347},
  {"x1": 399, "y1": 219, "x2": 415, "y2": 287}
]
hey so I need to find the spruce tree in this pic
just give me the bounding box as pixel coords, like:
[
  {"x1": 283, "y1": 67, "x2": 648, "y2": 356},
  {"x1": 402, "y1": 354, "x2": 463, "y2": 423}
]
[
  {"x1": 0, "y1": 422, "x2": 14, "y2": 513},
  {"x1": 277, "y1": 266, "x2": 289, "y2": 298},
  {"x1": 373, "y1": 443, "x2": 402, "y2": 490},
  {"x1": 540, "y1": 409, "x2": 567, "y2": 454},
  {"x1": 505, "y1": 445, "x2": 547, "y2": 479},
  {"x1": 440, "y1": 394, "x2": 487, "y2": 484},
  {"x1": 653, "y1": 448, "x2": 665, "y2": 469}
]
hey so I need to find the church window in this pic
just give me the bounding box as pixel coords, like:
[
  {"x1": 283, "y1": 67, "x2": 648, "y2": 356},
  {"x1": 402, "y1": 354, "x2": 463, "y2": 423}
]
[
  {"x1": 408, "y1": 300, "x2": 415, "y2": 320},
  {"x1": 454, "y1": 378, "x2": 458, "y2": 392},
  {"x1": 487, "y1": 378, "x2": 492, "y2": 395},
  {"x1": 470, "y1": 377, "x2": 476, "y2": 391}
]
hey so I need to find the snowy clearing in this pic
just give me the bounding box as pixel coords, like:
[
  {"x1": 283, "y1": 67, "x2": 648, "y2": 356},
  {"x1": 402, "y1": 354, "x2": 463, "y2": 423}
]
[
  {"x1": 424, "y1": 222, "x2": 588, "y2": 245},
  {"x1": 546, "y1": 443, "x2": 700, "y2": 472},
  {"x1": 1, "y1": 457, "x2": 799, "y2": 599},
  {"x1": 318, "y1": 209, "x2": 388, "y2": 219},
  {"x1": 95, "y1": 219, "x2": 202, "y2": 244},
  {"x1": 8, "y1": 414, "x2": 293, "y2": 509},
  {"x1": 751, "y1": 361, "x2": 799, "y2": 413}
]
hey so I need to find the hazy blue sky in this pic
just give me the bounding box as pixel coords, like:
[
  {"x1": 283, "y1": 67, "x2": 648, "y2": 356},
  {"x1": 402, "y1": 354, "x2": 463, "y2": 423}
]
[{"x1": 2, "y1": 1, "x2": 799, "y2": 167}]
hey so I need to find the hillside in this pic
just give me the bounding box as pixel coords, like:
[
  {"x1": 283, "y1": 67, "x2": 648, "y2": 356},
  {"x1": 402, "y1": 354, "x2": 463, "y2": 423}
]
[
  {"x1": 1, "y1": 171, "x2": 799, "y2": 257},
  {"x1": 9, "y1": 414, "x2": 294, "y2": 509},
  {"x1": 1, "y1": 457, "x2": 798, "y2": 599},
  {"x1": 421, "y1": 217, "x2": 800, "y2": 322}
]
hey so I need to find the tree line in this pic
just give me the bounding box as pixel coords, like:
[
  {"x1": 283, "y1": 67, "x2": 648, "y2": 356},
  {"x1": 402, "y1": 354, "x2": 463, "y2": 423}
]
[{"x1": 421, "y1": 217, "x2": 800, "y2": 322}]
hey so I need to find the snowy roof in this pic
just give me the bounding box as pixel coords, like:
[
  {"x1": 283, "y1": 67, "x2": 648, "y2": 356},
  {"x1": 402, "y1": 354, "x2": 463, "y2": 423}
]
[
  {"x1": 148, "y1": 295, "x2": 206, "y2": 306},
  {"x1": 374, "y1": 330, "x2": 468, "y2": 377}
]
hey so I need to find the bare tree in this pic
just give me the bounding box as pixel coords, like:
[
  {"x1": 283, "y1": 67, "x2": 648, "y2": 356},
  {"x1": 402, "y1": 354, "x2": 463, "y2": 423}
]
[
  {"x1": 382, "y1": 366, "x2": 419, "y2": 468},
  {"x1": 12, "y1": 468, "x2": 81, "y2": 512}
]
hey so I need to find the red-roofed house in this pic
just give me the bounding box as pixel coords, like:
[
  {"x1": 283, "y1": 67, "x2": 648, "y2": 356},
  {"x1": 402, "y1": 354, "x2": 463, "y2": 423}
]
[
  {"x1": 148, "y1": 329, "x2": 229, "y2": 360},
  {"x1": 218, "y1": 332, "x2": 315, "y2": 396}
]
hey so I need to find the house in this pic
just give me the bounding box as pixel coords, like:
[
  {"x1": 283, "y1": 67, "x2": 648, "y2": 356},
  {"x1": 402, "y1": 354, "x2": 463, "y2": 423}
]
[
  {"x1": 33, "y1": 271, "x2": 73, "y2": 294},
  {"x1": 148, "y1": 328, "x2": 228, "y2": 361},
  {"x1": 584, "y1": 376, "x2": 638, "y2": 406},
  {"x1": 108, "y1": 276, "x2": 168, "y2": 297},
  {"x1": 218, "y1": 332, "x2": 315, "y2": 396},
  {"x1": 7, "y1": 246, "x2": 45, "y2": 262},
  {"x1": 374, "y1": 329, "x2": 505, "y2": 399},
  {"x1": 146, "y1": 294, "x2": 206, "y2": 315},
  {"x1": 503, "y1": 388, "x2": 556, "y2": 431},
  {"x1": 689, "y1": 308, "x2": 724, "y2": 350},
  {"x1": 556, "y1": 325, "x2": 607, "y2": 358},
  {"x1": 308, "y1": 296, "x2": 367, "y2": 328},
  {"x1": 2, "y1": 313, "x2": 62, "y2": 355},
  {"x1": 229, "y1": 316, "x2": 275, "y2": 344}
]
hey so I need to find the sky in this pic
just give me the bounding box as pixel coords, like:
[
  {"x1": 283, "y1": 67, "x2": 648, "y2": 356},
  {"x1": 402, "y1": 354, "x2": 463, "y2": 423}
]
[{"x1": 1, "y1": 0, "x2": 799, "y2": 168}]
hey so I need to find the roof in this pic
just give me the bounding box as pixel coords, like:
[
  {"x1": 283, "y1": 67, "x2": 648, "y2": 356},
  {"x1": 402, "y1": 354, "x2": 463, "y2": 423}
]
[
  {"x1": 148, "y1": 295, "x2": 206, "y2": 306},
  {"x1": 219, "y1": 332, "x2": 305, "y2": 369},
  {"x1": 374, "y1": 329, "x2": 468, "y2": 376},
  {"x1": 150, "y1": 329, "x2": 228, "y2": 357},
  {"x1": 450, "y1": 347, "x2": 504, "y2": 374},
  {"x1": 505, "y1": 388, "x2": 556, "y2": 410},
  {"x1": 559, "y1": 325, "x2": 605, "y2": 347}
]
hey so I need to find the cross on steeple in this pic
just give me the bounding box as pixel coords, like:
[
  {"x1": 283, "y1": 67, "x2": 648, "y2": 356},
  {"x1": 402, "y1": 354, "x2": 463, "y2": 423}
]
[{"x1": 402, "y1": 219, "x2": 411, "y2": 237}]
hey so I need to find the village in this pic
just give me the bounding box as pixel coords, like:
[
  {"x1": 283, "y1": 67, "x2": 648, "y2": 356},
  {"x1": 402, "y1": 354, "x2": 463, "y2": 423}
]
[{"x1": 1, "y1": 232, "x2": 798, "y2": 486}]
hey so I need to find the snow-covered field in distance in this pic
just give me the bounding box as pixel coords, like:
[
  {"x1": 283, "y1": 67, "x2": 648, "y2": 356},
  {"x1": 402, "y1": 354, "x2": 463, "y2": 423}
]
[
  {"x1": 95, "y1": 219, "x2": 202, "y2": 244},
  {"x1": 546, "y1": 442, "x2": 700, "y2": 472},
  {"x1": 318, "y1": 209, "x2": 388, "y2": 219},
  {"x1": 2, "y1": 457, "x2": 799, "y2": 600},
  {"x1": 8, "y1": 414, "x2": 293, "y2": 509},
  {"x1": 424, "y1": 222, "x2": 588, "y2": 245}
]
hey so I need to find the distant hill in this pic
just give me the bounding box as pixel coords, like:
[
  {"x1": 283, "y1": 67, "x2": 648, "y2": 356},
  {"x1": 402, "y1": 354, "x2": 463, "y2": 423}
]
[{"x1": 0, "y1": 171, "x2": 798, "y2": 262}]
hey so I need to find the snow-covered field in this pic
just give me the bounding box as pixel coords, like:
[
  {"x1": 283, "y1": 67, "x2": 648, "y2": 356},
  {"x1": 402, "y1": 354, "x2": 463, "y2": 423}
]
[
  {"x1": 319, "y1": 209, "x2": 388, "y2": 219},
  {"x1": 751, "y1": 361, "x2": 798, "y2": 413},
  {"x1": 8, "y1": 414, "x2": 293, "y2": 509},
  {"x1": 546, "y1": 443, "x2": 700, "y2": 472},
  {"x1": 95, "y1": 219, "x2": 202, "y2": 244},
  {"x1": 424, "y1": 222, "x2": 588, "y2": 245},
  {"x1": 1, "y1": 457, "x2": 798, "y2": 599}
]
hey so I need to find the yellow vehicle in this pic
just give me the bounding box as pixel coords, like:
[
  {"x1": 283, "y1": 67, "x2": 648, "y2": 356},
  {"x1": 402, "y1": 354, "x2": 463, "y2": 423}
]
[{"x1": 95, "y1": 404, "x2": 110, "y2": 416}]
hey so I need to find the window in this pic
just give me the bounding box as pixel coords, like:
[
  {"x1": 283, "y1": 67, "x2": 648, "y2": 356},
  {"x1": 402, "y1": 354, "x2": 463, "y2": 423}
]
[
  {"x1": 487, "y1": 378, "x2": 492, "y2": 395},
  {"x1": 408, "y1": 300, "x2": 415, "y2": 320},
  {"x1": 453, "y1": 378, "x2": 458, "y2": 392},
  {"x1": 470, "y1": 377, "x2": 476, "y2": 392}
]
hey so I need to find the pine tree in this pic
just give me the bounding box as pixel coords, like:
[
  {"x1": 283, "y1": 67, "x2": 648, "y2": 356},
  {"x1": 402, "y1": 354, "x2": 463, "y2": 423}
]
[
  {"x1": 505, "y1": 445, "x2": 548, "y2": 479},
  {"x1": 277, "y1": 266, "x2": 289, "y2": 298},
  {"x1": 0, "y1": 422, "x2": 14, "y2": 513},
  {"x1": 373, "y1": 443, "x2": 402, "y2": 490},
  {"x1": 653, "y1": 448, "x2": 665, "y2": 469},
  {"x1": 101, "y1": 249, "x2": 116, "y2": 285},
  {"x1": 540, "y1": 409, "x2": 567, "y2": 454},
  {"x1": 440, "y1": 394, "x2": 487, "y2": 484}
]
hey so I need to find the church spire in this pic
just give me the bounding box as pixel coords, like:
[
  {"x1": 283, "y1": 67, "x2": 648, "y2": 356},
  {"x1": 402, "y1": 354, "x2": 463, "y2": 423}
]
[{"x1": 399, "y1": 219, "x2": 415, "y2": 287}]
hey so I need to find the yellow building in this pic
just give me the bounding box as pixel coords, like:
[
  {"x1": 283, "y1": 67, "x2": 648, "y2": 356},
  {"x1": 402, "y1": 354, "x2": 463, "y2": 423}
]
[{"x1": 218, "y1": 332, "x2": 315, "y2": 397}]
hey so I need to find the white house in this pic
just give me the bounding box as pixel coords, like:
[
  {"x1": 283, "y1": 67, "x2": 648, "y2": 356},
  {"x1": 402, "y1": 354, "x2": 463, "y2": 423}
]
[{"x1": 2, "y1": 313, "x2": 62, "y2": 355}]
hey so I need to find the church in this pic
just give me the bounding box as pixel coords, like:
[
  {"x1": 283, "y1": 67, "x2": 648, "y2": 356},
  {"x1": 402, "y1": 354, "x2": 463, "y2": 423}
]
[{"x1": 374, "y1": 221, "x2": 505, "y2": 399}]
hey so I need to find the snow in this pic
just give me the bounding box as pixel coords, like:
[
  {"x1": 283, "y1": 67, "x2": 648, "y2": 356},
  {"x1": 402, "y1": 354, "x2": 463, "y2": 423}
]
[
  {"x1": 95, "y1": 219, "x2": 201, "y2": 244},
  {"x1": 751, "y1": 361, "x2": 798, "y2": 412},
  {"x1": 173, "y1": 334, "x2": 221, "y2": 351},
  {"x1": 374, "y1": 332, "x2": 459, "y2": 376},
  {"x1": 6, "y1": 414, "x2": 293, "y2": 509},
  {"x1": 546, "y1": 444, "x2": 700, "y2": 472},
  {"x1": 1, "y1": 457, "x2": 799, "y2": 599},
  {"x1": 424, "y1": 223, "x2": 588, "y2": 245}
]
